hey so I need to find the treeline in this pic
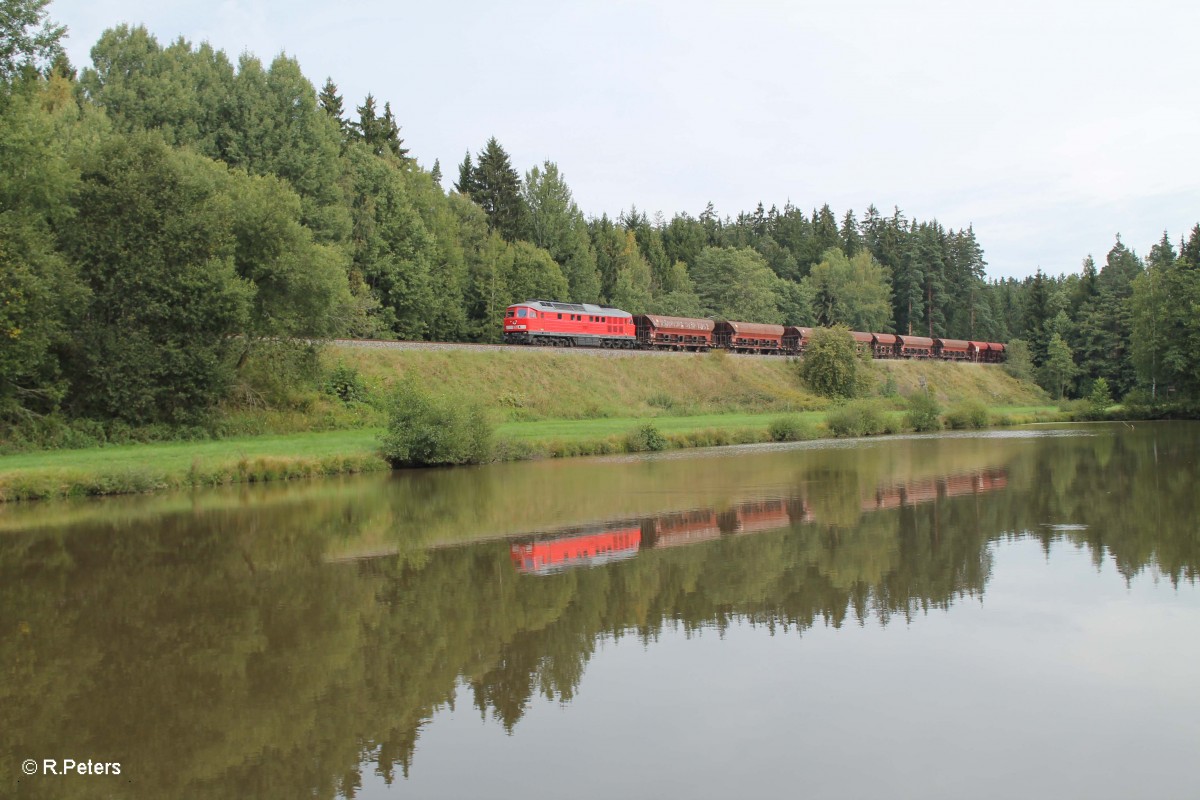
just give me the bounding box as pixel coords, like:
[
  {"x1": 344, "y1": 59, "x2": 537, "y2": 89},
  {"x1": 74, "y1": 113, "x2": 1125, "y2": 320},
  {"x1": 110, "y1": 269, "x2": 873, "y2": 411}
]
[
  {"x1": 3, "y1": 1, "x2": 1199, "y2": 434},
  {"x1": 989, "y1": 234, "x2": 1200, "y2": 405}
]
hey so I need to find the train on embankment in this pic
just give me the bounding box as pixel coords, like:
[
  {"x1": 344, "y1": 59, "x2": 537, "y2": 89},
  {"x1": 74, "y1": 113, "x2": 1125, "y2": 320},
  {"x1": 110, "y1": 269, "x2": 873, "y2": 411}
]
[{"x1": 502, "y1": 300, "x2": 1007, "y2": 362}]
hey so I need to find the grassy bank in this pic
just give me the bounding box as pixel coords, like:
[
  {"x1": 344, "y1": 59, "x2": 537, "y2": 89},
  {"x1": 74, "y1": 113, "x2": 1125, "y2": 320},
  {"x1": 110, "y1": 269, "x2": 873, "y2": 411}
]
[
  {"x1": 0, "y1": 347, "x2": 1054, "y2": 502},
  {"x1": 0, "y1": 431, "x2": 387, "y2": 502}
]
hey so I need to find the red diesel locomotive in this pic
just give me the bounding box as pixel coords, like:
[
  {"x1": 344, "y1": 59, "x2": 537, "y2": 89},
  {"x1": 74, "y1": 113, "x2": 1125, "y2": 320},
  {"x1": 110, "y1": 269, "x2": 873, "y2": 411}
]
[{"x1": 503, "y1": 299, "x2": 1006, "y2": 362}]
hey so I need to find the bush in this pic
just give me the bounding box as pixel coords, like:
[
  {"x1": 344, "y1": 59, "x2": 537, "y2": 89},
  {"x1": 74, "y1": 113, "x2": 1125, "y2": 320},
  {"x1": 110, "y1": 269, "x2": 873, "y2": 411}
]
[
  {"x1": 944, "y1": 400, "x2": 989, "y2": 430},
  {"x1": 905, "y1": 392, "x2": 942, "y2": 432},
  {"x1": 646, "y1": 391, "x2": 675, "y2": 411},
  {"x1": 626, "y1": 423, "x2": 667, "y2": 452},
  {"x1": 378, "y1": 380, "x2": 493, "y2": 467},
  {"x1": 799, "y1": 326, "x2": 862, "y2": 399},
  {"x1": 323, "y1": 362, "x2": 369, "y2": 404},
  {"x1": 769, "y1": 415, "x2": 816, "y2": 442},
  {"x1": 825, "y1": 399, "x2": 888, "y2": 437}
]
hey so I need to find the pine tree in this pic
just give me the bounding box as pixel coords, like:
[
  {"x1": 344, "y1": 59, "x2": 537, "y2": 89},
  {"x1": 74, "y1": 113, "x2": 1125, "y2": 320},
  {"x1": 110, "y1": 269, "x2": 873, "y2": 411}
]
[{"x1": 430, "y1": 159, "x2": 442, "y2": 188}]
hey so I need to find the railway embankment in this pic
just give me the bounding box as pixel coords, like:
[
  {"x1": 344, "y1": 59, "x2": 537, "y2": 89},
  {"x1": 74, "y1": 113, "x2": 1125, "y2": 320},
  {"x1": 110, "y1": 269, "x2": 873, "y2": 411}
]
[{"x1": 0, "y1": 345, "x2": 1052, "y2": 502}]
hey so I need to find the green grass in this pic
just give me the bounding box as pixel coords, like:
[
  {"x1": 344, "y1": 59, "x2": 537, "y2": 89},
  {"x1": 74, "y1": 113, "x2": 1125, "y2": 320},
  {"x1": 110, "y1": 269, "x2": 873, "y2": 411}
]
[
  {"x1": 0, "y1": 430, "x2": 380, "y2": 473},
  {"x1": 497, "y1": 411, "x2": 828, "y2": 442},
  {"x1": 0, "y1": 430, "x2": 387, "y2": 502},
  {"x1": 0, "y1": 336, "x2": 1057, "y2": 503}
]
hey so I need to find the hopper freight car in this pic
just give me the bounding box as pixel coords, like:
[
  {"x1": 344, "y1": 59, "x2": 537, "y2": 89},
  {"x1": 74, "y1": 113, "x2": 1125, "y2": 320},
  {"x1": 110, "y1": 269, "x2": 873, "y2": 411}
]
[
  {"x1": 714, "y1": 321, "x2": 786, "y2": 354},
  {"x1": 634, "y1": 314, "x2": 715, "y2": 351}
]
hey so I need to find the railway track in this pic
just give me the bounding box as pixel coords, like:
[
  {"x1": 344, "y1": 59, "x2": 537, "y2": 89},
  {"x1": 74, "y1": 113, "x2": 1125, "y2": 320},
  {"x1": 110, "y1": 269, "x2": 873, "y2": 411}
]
[{"x1": 330, "y1": 338, "x2": 740, "y2": 358}]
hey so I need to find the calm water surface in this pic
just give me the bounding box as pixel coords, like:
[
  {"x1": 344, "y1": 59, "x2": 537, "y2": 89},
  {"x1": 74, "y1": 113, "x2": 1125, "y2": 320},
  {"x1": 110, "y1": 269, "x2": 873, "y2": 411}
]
[{"x1": 3, "y1": 422, "x2": 1198, "y2": 799}]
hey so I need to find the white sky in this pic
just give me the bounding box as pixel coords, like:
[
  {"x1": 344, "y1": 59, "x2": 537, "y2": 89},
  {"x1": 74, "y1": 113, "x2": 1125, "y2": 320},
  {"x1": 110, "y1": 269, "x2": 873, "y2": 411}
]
[{"x1": 50, "y1": 0, "x2": 1200, "y2": 280}]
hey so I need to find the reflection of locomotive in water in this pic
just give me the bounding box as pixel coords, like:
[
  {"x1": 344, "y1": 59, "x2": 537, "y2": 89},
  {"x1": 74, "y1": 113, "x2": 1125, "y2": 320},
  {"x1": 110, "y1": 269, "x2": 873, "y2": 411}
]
[
  {"x1": 509, "y1": 526, "x2": 642, "y2": 575},
  {"x1": 510, "y1": 469, "x2": 1007, "y2": 574}
]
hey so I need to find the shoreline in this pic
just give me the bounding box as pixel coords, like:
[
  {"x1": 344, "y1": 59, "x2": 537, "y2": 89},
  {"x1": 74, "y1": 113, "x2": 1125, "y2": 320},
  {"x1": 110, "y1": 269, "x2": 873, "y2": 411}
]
[{"x1": 0, "y1": 406, "x2": 1068, "y2": 503}]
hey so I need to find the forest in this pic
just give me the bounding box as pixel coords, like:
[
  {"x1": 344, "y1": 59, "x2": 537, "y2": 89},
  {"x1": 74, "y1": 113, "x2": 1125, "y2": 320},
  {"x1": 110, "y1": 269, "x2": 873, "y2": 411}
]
[{"x1": 3, "y1": 0, "x2": 1199, "y2": 437}]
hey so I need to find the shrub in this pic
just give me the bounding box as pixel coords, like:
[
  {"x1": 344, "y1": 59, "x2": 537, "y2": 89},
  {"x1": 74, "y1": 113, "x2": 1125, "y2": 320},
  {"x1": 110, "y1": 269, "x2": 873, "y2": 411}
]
[
  {"x1": 905, "y1": 392, "x2": 942, "y2": 432},
  {"x1": 626, "y1": 423, "x2": 667, "y2": 452},
  {"x1": 825, "y1": 399, "x2": 888, "y2": 437},
  {"x1": 799, "y1": 326, "x2": 861, "y2": 399},
  {"x1": 647, "y1": 391, "x2": 676, "y2": 411},
  {"x1": 323, "y1": 362, "x2": 369, "y2": 404},
  {"x1": 378, "y1": 380, "x2": 493, "y2": 467},
  {"x1": 769, "y1": 415, "x2": 816, "y2": 442},
  {"x1": 944, "y1": 399, "x2": 989, "y2": 429}
]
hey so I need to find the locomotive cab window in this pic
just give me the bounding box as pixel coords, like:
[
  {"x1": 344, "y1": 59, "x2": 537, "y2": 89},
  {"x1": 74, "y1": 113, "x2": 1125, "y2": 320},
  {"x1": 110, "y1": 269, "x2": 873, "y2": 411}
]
[{"x1": 517, "y1": 308, "x2": 528, "y2": 318}]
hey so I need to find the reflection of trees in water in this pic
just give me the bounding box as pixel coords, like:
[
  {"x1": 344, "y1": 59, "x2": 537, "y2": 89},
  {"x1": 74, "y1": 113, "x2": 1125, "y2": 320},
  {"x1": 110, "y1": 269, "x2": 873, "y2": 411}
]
[{"x1": 1, "y1": 424, "x2": 1195, "y2": 798}]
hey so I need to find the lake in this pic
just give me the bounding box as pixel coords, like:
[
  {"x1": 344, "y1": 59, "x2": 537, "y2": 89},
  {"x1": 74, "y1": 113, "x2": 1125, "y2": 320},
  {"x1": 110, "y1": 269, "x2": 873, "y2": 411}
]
[{"x1": 3, "y1": 422, "x2": 1198, "y2": 799}]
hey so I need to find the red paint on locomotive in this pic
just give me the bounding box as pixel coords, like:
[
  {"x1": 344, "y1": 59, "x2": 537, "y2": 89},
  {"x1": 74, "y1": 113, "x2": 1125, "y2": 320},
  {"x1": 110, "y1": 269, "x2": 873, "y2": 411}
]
[{"x1": 503, "y1": 300, "x2": 635, "y2": 347}]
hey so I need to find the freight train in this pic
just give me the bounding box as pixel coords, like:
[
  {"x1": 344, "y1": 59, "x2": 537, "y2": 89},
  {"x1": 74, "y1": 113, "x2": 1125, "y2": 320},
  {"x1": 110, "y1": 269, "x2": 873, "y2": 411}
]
[{"x1": 502, "y1": 300, "x2": 1006, "y2": 362}]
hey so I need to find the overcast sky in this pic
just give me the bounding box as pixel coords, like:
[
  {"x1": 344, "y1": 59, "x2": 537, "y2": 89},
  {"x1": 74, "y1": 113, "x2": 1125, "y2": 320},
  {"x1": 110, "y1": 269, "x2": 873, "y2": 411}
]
[{"x1": 50, "y1": 0, "x2": 1199, "y2": 280}]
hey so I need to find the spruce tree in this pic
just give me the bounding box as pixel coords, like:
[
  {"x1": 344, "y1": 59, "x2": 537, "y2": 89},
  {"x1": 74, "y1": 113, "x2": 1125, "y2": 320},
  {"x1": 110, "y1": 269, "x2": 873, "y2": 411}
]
[
  {"x1": 430, "y1": 159, "x2": 442, "y2": 188},
  {"x1": 468, "y1": 137, "x2": 528, "y2": 242},
  {"x1": 840, "y1": 209, "x2": 862, "y2": 256},
  {"x1": 454, "y1": 152, "x2": 475, "y2": 195},
  {"x1": 380, "y1": 101, "x2": 409, "y2": 160},
  {"x1": 317, "y1": 77, "x2": 346, "y2": 134}
]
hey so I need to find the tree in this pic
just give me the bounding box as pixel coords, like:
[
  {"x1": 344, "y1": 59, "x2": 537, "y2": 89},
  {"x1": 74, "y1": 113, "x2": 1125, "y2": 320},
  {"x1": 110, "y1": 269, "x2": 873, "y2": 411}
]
[
  {"x1": 1078, "y1": 236, "x2": 1141, "y2": 396},
  {"x1": 522, "y1": 161, "x2": 599, "y2": 301},
  {"x1": 1042, "y1": 333, "x2": 1078, "y2": 399},
  {"x1": 799, "y1": 326, "x2": 861, "y2": 399},
  {"x1": 691, "y1": 247, "x2": 782, "y2": 322},
  {"x1": 0, "y1": 0, "x2": 65, "y2": 83},
  {"x1": 379, "y1": 101, "x2": 408, "y2": 159},
  {"x1": 801, "y1": 248, "x2": 892, "y2": 332},
  {"x1": 60, "y1": 134, "x2": 256, "y2": 423},
  {"x1": 1132, "y1": 229, "x2": 1200, "y2": 401},
  {"x1": 454, "y1": 151, "x2": 475, "y2": 195},
  {"x1": 1002, "y1": 339, "x2": 1035, "y2": 384},
  {"x1": 317, "y1": 77, "x2": 347, "y2": 135},
  {"x1": 345, "y1": 144, "x2": 435, "y2": 339},
  {"x1": 504, "y1": 240, "x2": 569, "y2": 307},
  {"x1": 610, "y1": 231, "x2": 652, "y2": 312},
  {"x1": 465, "y1": 137, "x2": 528, "y2": 242}
]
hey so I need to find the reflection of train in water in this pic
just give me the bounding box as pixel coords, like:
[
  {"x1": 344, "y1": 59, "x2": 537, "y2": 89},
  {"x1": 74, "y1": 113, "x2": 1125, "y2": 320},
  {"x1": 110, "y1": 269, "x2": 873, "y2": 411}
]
[
  {"x1": 862, "y1": 469, "x2": 1007, "y2": 512},
  {"x1": 509, "y1": 469, "x2": 1008, "y2": 575},
  {"x1": 509, "y1": 526, "x2": 642, "y2": 575}
]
